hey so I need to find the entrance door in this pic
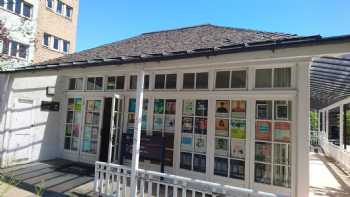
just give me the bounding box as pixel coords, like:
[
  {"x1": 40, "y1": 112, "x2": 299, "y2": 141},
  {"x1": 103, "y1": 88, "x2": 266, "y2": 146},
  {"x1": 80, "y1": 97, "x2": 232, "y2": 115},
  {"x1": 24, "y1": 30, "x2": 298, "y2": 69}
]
[
  {"x1": 8, "y1": 98, "x2": 34, "y2": 165},
  {"x1": 99, "y1": 95, "x2": 124, "y2": 163}
]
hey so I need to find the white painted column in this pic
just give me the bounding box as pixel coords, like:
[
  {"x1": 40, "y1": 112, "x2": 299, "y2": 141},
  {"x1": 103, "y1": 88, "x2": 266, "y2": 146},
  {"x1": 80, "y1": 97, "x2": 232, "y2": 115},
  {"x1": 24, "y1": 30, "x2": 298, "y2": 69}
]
[
  {"x1": 296, "y1": 63, "x2": 309, "y2": 197},
  {"x1": 340, "y1": 105, "x2": 344, "y2": 147},
  {"x1": 130, "y1": 70, "x2": 145, "y2": 197}
]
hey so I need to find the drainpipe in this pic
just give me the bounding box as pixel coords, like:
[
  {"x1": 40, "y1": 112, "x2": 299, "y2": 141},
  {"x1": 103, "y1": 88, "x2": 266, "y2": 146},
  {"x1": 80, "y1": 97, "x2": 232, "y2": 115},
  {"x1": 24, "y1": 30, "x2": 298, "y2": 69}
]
[{"x1": 130, "y1": 69, "x2": 145, "y2": 197}]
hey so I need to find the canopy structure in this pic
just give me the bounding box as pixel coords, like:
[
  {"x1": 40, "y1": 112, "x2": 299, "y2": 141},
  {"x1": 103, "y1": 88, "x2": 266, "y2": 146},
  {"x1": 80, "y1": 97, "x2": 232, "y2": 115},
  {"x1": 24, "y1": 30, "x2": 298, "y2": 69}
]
[{"x1": 310, "y1": 55, "x2": 350, "y2": 110}]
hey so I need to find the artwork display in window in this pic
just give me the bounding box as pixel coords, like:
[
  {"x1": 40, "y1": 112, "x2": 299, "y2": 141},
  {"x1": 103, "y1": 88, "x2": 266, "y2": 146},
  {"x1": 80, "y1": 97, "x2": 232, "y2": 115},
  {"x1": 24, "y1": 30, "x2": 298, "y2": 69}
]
[
  {"x1": 196, "y1": 100, "x2": 208, "y2": 116},
  {"x1": 255, "y1": 163, "x2": 271, "y2": 184},
  {"x1": 274, "y1": 122, "x2": 291, "y2": 142},
  {"x1": 180, "y1": 152, "x2": 192, "y2": 170},
  {"x1": 193, "y1": 154, "x2": 206, "y2": 172},
  {"x1": 74, "y1": 98, "x2": 82, "y2": 111},
  {"x1": 195, "y1": 118, "x2": 207, "y2": 134},
  {"x1": 215, "y1": 138, "x2": 229, "y2": 156},
  {"x1": 165, "y1": 100, "x2": 176, "y2": 114},
  {"x1": 182, "y1": 117, "x2": 193, "y2": 133},
  {"x1": 230, "y1": 160, "x2": 245, "y2": 180},
  {"x1": 183, "y1": 100, "x2": 194, "y2": 116},
  {"x1": 214, "y1": 157, "x2": 228, "y2": 176},
  {"x1": 164, "y1": 115, "x2": 175, "y2": 131},
  {"x1": 216, "y1": 100, "x2": 229, "y2": 117},
  {"x1": 230, "y1": 119, "x2": 246, "y2": 139},
  {"x1": 127, "y1": 114, "x2": 135, "y2": 128},
  {"x1": 274, "y1": 144, "x2": 291, "y2": 165},
  {"x1": 215, "y1": 119, "x2": 229, "y2": 136},
  {"x1": 128, "y1": 99, "x2": 136, "y2": 113},
  {"x1": 231, "y1": 100, "x2": 246, "y2": 119},
  {"x1": 181, "y1": 133, "x2": 193, "y2": 151},
  {"x1": 194, "y1": 135, "x2": 206, "y2": 153},
  {"x1": 273, "y1": 165, "x2": 291, "y2": 187},
  {"x1": 154, "y1": 99, "x2": 164, "y2": 114},
  {"x1": 82, "y1": 100, "x2": 101, "y2": 154},
  {"x1": 255, "y1": 121, "x2": 272, "y2": 141},
  {"x1": 276, "y1": 103, "x2": 288, "y2": 120},
  {"x1": 257, "y1": 104, "x2": 268, "y2": 120},
  {"x1": 255, "y1": 142, "x2": 272, "y2": 162},
  {"x1": 72, "y1": 124, "x2": 80, "y2": 137},
  {"x1": 153, "y1": 114, "x2": 164, "y2": 130},
  {"x1": 230, "y1": 140, "x2": 245, "y2": 159}
]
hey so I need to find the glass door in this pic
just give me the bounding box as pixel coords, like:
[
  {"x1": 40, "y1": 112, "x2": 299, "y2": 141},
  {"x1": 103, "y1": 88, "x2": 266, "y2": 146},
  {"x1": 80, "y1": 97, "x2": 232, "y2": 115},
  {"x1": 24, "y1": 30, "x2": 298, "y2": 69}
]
[{"x1": 109, "y1": 95, "x2": 124, "y2": 163}]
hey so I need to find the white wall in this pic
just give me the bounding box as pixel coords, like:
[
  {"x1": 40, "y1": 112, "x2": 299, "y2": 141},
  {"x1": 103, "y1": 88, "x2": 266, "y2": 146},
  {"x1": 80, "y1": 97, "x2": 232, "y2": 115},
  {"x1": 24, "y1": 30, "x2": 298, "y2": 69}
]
[{"x1": 0, "y1": 0, "x2": 39, "y2": 69}]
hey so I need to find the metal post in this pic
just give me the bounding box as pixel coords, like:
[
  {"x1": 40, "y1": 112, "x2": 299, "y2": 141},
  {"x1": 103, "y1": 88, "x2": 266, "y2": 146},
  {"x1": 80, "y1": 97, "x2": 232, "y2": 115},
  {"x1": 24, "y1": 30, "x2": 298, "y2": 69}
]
[{"x1": 130, "y1": 70, "x2": 145, "y2": 197}]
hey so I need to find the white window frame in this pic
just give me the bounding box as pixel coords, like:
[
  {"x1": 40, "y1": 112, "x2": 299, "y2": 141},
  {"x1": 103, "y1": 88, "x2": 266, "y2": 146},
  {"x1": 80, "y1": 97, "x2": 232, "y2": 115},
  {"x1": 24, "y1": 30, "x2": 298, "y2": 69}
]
[
  {"x1": 254, "y1": 66, "x2": 294, "y2": 89},
  {"x1": 182, "y1": 72, "x2": 209, "y2": 90},
  {"x1": 214, "y1": 69, "x2": 248, "y2": 90}
]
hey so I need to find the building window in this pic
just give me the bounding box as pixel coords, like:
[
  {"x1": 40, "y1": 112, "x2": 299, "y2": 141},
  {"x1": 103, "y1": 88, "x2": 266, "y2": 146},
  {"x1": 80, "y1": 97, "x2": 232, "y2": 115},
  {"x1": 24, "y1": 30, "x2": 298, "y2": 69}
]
[
  {"x1": 0, "y1": 0, "x2": 4, "y2": 7},
  {"x1": 3, "y1": 0, "x2": 32, "y2": 18},
  {"x1": 254, "y1": 100, "x2": 292, "y2": 188},
  {"x1": 183, "y1": 72, "x2": 208, "y2": 89},
  {"x1": 180, "y1": 100, "x2": 208, "y2": 173},
  {"x1": 126, "y1": 98, "x2": 148, "y2": 133},
  {"x1": 56, "y1": 0, "x2": 63, "y2": 14},
  {"x1": 64, "y1": 97, "x2": 82, "y2": 151},
  {"x1": 86, "y1": 77, "x2": 103, "y2": 90},
  {"x1": 215, "y1": 70, "x2": 246, "y2": 89},
  {"x1": 66, "y1": 5, "x2": 72, "y2": 18},
  {"x1": 63, "y1": 40, "x2": 70, "y2": 53},
  {"x1": 153, "y1": 99, "x2": 176, "y2": 166},
  {"x1": 53, "y1": 37, "x2": 60, "y2": 50},
  {"x1": 22, "y1": 2, "x2": 32, "y2": 18},
  {"x1": 68, "y1": 78, "x2": 83, "y2": 90},
  {"x1": 7, "y1": 0, "x2": 13, "y2": 11},
  {"x1": 2, "y1": 40, "x2": 28, "y2": 59},
  {"x1": 155, "y1": 74, "x2": 177, "y2": 89},
  {"x1": 255, "y1": 68, "x2": 291, "y2": 88},
  {"x1": 106, "y1": 76, "x2": 125, "y2": 90},
  {"x1": 214, "y1": 100, "x2": 246, "y2": 180},
  {"x1": 42, "y1": 33, "x2": 70, "y2": 53},
  {"x1": 82, "y1": 99, "x2": 102, "y2": 154},
  {"x1": 46, "y1": 0, "x2": 53, "y2": 9},
  {"x1": 129, "y1": 75, "x2": 137, "y2": 90},
  {"x1": 43, "y1": 33, "x2": 50, "y2": 46},
  {"x1": 144, "y1": 75, "x2": 149, "y2": 89},
  {"x1": 14, "y1": 0, "x2": 21, "y2": 14}
]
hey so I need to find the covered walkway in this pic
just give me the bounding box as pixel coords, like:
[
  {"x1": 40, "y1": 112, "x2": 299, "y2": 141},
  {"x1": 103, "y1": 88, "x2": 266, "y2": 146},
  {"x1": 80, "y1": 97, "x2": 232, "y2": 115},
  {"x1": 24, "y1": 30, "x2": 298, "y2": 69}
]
[{"x1": 309, "y1": 151, "x2": 350, "y2": 197}]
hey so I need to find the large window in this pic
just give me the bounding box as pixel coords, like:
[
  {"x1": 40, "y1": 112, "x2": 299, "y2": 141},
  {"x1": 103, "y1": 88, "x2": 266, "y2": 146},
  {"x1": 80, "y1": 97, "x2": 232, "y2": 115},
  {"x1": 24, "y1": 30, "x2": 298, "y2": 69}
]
[
  {"x1": 1, "y1": 0, "x2": 32, "y2": 18},
  {"x1": 153, "y1": 99, "x2": 176, "y2": 166},
  {"x1": 129, "y1": 75, "x2": 137, "y2": 90},
  {"x1": 214, "y1": 100, "x2": 246, "y2": 180},
  {"x1": 46, "y1": 0, "x2": 73, "y2": 19},
  {"x1": 180, "y1": 100, "x2": 208, "y2": 173},
  {"x1": 82, "y1": 100, "x2": 102, "y2": 154},
  {"x1": 86, "y1": 77, "x2": 103, "y2": 90},
  {"x1": 68, "y1": 78, "x2": 83, "y2": 90},
  {"x1": 215, "y1": 70, "x2": 246, "y2": 89},
  {"x1": 254, "y1": 100, "x2": 292, "y2": 188},
  {"x1": 106, "y1": 76, "x2": 125, "y2": 90},
  {"x1": 183, "y1": 72, "x2": 208, "y2": 89},
  {"x1": 2, "y1": 40, "x2": 28, "y2": 59},
  {"x1": 155, "y1": 74, "x2": 177, "y2": 89},
  {"x1": 255, "y1": 68, "x2": 291, "y2": 88},
  {"x1": 126, "y1": 98, "x2": 148, "y2": 134},
  {"x1": 64, "y1": 97, "x2": 82, "y2": 151},
  {"x1": 42, "y1": 33, "x2": 70, "y2": 53}
]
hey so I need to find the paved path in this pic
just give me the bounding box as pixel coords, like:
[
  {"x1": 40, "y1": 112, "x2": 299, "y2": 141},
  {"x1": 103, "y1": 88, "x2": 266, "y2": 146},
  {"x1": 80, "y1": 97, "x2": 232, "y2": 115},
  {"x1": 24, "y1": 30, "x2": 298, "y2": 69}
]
[{"x1": 309, "y1": 152, "x2": 350, "y2": 197}]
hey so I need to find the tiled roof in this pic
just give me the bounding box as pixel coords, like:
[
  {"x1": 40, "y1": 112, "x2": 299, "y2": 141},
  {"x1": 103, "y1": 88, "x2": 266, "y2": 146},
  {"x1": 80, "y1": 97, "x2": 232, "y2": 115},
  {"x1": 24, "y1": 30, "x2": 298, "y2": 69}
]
[{"x1": 39, "y1": 24, "x2": 297, "y2": 65}]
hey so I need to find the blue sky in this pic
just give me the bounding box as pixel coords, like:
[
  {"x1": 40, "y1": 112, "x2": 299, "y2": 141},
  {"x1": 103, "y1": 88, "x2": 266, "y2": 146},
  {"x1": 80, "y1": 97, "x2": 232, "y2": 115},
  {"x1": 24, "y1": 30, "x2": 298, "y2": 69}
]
[{"x1": 76, "y1": 0, "x2": 350, "y2": 52}]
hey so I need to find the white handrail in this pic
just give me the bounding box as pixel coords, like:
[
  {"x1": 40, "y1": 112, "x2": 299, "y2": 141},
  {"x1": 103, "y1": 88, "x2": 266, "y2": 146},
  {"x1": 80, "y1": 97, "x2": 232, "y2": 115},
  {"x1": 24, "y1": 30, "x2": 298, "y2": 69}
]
[{"x1": 94, "y1": 161, "x2": 286, "y2": 197}]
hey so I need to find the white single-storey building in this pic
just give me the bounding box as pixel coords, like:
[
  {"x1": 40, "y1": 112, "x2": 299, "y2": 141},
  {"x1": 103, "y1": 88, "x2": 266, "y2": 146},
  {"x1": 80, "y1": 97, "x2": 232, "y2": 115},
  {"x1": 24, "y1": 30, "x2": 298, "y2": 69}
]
[{"x1": 1, "y1": 24, "x2": 350, "y2": 197}]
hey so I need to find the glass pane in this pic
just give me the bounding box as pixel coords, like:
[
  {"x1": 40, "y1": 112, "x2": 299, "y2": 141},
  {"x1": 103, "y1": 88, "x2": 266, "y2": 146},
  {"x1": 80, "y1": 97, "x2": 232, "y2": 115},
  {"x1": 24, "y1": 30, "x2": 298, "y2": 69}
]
[
  {"x1": 195, "y1": 100, "x2": 208, "y2": 116},
  {"x1": 64, "y1": 137, "x2": 71, "y2": 149},
  {"x1": 274, "y1": 67, "x2": 291, "y2": 88},
  {"x1": 18, "y1": 45, "x2": 27, "y2": 58},
  {"x1": 255, "y1": 142, "x2": 272, "y2": 162},
  {"x1": 10, "y1": 42, "x2": 17, "y2": 57},
  {"x1": 154, "y1": 99, "x2": 164, "y2": 114},
  {"x1": 214, "y1": 157, "x2": 228, "y2": 176},
  {"x1": 166, "y1": 74, "x2": 177, "y2": 89},
  {"x1": 153, "y1": 114, "x2": 164, "y2": 130},
  {"x1": 183, "y1": 73, "x2": 195, "y2": 89},
  {"x1": 182, "y1": 117, "x2": 193, "y2": 133},
  {"x1": 255, "y1": 163, "x2": 271, "y2": 184},
  {"x1": 215, "y1": 137, "x2": 229, "y2": 156},
  {"x1": 165, "y1": 115, "x2": 175, "y2": 131},
  {"x1": 68, "y1": 78, "x2": 76, "y2": 90},
  {"x1": 165, "y1": 100, "x2": 176, "y2": 114},
  {"x1": 215, "y1": 119, "x2": 229, "y2": 137},
  {"x1": 65, "y1": 124, "x2": 72, "y2": 136},
  {"x1": 215, "y1": 71, "x2": 230, "y2": 88},
  {"x1": 230, "y1": 159, "x2": 245, "y2": 180},
  {"x1": 129, "y1": 75, "x2": 137, "y2": 89},
  {"x1": 193, "y1": 154, "x2": 206, "y2": 172},
  {"x1": 181, "y1": 133, "x2": 193, "y2": 151},
  {"x1": 155, "y1": 74, "x2": 165, "y2": 89},
  {"x1": 256, "y1": 100, "x2": 272, "y2": 120},
  {"x1": 95, "y1": 77, "x2": 103, "y2": 90},
  {"x1": 216, "y1": 100, "x2": 229, "y2": 117},
  {"x1": 196, "y1": 72, "x2": 208, "y2": 89},
  {"x1": 164, "y1": 133, "x2": 174, "y2": 149},
  {"x1": 230, "y1": 140, "x2": 245, "y2": 159},
  {"x1": 23, "y1": 3, "x2": 32, "y2": 18},
  {"x1": 66, "y1": 111, "x2": 73, "y2": 123},
  {"x1": 231, "y1": 71, "x2": 246, "y2": 88},
  {"x1": 273, "y1": 165, "x2": 291, "y2": 187},
  {"x1": 14, "y1": 0, "x2": 20, "y2": 14},
  {"x1": 255, "y1": 69, "x2": 272, "y2": 88},
  {"x1": 274, "y1": 122, "x2": 291, "y2": 142},
  {"x1": 73, "y1": 124, "x2": 80, "y2": 137},
  {"x1": 255, "y1": 121, "x2": 272, "y2": 141},
  {"x1": 71, "y1": 138, "x2": 78, "y2": 150},
  {"x1": 274, "y1": 144, "x2": 291, "y2": 165},
  {"x1": 183, "y1": 100, "x2": 194, "y2": 116},
  {"x1": 231, "y1": 119, "x2": 246, "y2": 139},
  {"x1": 195, "y1": 118, "x2": 207, "y2": 134},
  {"x1": 144, "y1": 75, "x2": 149, "y2": 89},
  {"x1": 87, "y1": 78, "x2": 95, "y2": 90},
  {"x1": 75, "y1": 78, "x2": 83, "y2": 90},
  {"x1": 274, "y1": 100, "x2": 292, "y2": 121},
  {"x1": 180, "y1": 152, "x2": 192, "y2": 170},
  {"x1": 116, "y1": 76, "x2": 125, "y2": 89},
  {"x1": 107, "y1": 77, "x2": 116, "y2": 90},
  {"x1": 194, "y1": 134, "x2": 206, "y2": 153}
]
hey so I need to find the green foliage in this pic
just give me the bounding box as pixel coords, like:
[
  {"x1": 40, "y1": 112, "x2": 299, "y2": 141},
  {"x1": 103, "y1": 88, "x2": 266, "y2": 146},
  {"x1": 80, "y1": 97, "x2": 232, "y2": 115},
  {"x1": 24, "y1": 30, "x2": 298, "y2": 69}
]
[
  {"x1": 310, "y1": 111, "x2": 318, "y2": 130},
  {"x1": 35, "y1": 180, "x2": 45, "y2": 197}
]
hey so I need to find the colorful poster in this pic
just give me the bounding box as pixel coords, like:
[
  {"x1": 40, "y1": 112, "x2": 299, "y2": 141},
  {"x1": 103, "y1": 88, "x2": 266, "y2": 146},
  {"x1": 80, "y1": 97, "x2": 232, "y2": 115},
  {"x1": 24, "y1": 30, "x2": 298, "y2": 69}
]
[
  {"x1": 182, "y1": 117, "x2": 193, "y2": 133},
  {"x1": 127, "y1": 113, "x2": 135, "y2": 128},
  {"x1": 65, "y1": 124, "x2": 72, "y2": 136},
  {"x1": 196, "y1": 100, "x2": 208, "y2": 116},
  {"x1": 255, "y1": 142, "x2": 272, "y2": 162},
  {"x1": 74, "y1": 98, "x2": 82, "y2": 111},
  {"x1": 215, "y1": 138, "x2": 229, "y2": 156},
  {"x1": 215, "y1": 119, "x2": 229, "y2": 136},
  {"x1": 231, "y1": 100, "x2": 246, "y2": 119},
  {"x1": 143, "y1": 99, "x2": 148, "y2": 112},
  {"x1": 255, "y1": 121, "x2": 272, "y2": 141},
  {"x1": 74, "y1": 112, "x2": 82, "y2": 124},
  {"x1": 141, "y1": 114, "x2": 147, "y2": 130},
  {"x1": 194, "y1": 135, "x2": 206, "y2": 153},
  {"x1": 85, "y1": 112, "x2": 93, "y2": 124},
  {"x1": 154, "y1": 99, "x2": 164, "y2": 114},
  {"x1": 230, "y1": 119, "x2": 246, "y2": 139},
  {"x1": 83, "y1": 140, "x2": 91, "y2": 152},
  {"x1": 165, "y1": 100, "x2": 176, "y2": 114},
  {"x1": 94, "y1": 100, "x2": 102, "y2": 111},
  {"x1": 67, "y1": 98, "x2": 74, "y2": 111},
  {"x1": 84, "y1": 126, "x2": 92, "y2": 139},
  {"x1": 183, "y1": 100, "x2": 194, "y2": 116},
  {"x1": 230, "y1": 140, "x2": 245, "y2": 159},
  {"x1": 91, "y1": 127, "x2": 98, "y2": 140},
  {"x1": 128, "y1": 98, "x2": 136, "y2": 113},
  {"x1": 181, "y1": 133, "x2": 193, "y2": 151},
  {"x1": 153, "y1": 114, "x2": 164, "y2": 130},
  {"x1": 276, "y1": 103, "x2": 288, "y2": 120},
  {"x1": 195, "y1": 118, "x2": 207, "y2": 134},
  {"x1": 165, "y1": 115, "x2": 175, "y2": 131},
  {"x1": 274, "y1": 122, "x2": 291, "y2": 142},
  {"x1": 87, "y1": 100, "x2": 95, "y2": 111},
  {"x1": 73, "y1": 124, "x2": 80, "y2": 137},
  {"x1": 257, "y1": 104, "x2": 268, "y2": 120},
  {"x1": 216, "y1": 100, "x2": 229, "y2": 117},
  {"x1": 92, "y1": 112, "x2": 100, "y2": 125}
]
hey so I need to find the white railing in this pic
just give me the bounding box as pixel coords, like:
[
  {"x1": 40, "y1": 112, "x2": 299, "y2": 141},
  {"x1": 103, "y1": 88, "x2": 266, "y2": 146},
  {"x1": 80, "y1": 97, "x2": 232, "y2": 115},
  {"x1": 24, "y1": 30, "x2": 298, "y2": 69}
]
[
  {"x1": 94, "y1": 161, "x2": 285, "y2": 197},
  {"x1": 319, "y1": 132, "x2": 350, "y2": 170}
]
